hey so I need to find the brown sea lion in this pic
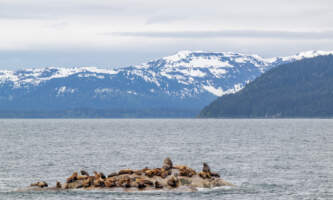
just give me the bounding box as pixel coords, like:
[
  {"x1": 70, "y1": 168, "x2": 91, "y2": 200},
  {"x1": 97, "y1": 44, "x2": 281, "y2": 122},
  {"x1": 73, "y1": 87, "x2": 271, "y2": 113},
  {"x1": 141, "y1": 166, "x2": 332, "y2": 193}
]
[
  {"x1": 143, "y1": 179, "x2": 154, "y2": 186},
  {"x1": 162, "y1": 157, "x2": 173, "y2": 170},
  {"x1": 199, "y1": 171, "x2": 211, "y2": 179},
  {"x1": 135, "y1": 178, "x2": 146, "y2": 189},
  {"x1": 202, "y1": 163, "x2": 211, "y2": 173},
  {"x1": 66, "y1": 172, "x2": 78, "y2": 183},
  {"x1": 99, "y1": 172, "x2": 106, "y2": 179},
  {"x1": 167, "y1": 176, "x2": 179, "y2": 187},
  {"x1": 80, "y1": 170, "x2": 89, "y2": 177},
  {"x1": 118, "y1": 169, "x2": 134, "y2": 175},
  {"x1": 56, "y1": 181, "x2": 62, "y2": 188},
  {"x1": 30, "y1": 181, "x2": 48, "y2": 188},
  {"x1": 154, "y1": 181, "x2": 163, "y2": 189},
  {"x1": 210, "y1": 172, "x2": 220, "y2": 177},
  {"x1": 107, "y1": 172, "x2": 118, "y2": 178},
  {"x1": 104, "y1": 179, "x2": 116, "y2": 187}
]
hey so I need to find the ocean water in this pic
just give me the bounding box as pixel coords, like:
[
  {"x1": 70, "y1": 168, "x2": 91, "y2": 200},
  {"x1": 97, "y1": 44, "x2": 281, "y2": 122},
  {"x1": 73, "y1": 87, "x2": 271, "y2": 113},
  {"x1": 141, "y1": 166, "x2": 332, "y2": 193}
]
[{"x1": 0, "y1": 119, "x2": 332, "y2": 200}]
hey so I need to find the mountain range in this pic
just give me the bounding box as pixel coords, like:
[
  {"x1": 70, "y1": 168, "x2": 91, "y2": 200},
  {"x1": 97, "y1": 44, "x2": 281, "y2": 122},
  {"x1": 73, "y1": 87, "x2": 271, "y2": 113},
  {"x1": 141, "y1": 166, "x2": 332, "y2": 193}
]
[
  {"x1": 199, "y1": 55, "x2": 333, "y2": 118},
  {"x1": 0, "y1": 50, "x2": 332, "y2": 118}
]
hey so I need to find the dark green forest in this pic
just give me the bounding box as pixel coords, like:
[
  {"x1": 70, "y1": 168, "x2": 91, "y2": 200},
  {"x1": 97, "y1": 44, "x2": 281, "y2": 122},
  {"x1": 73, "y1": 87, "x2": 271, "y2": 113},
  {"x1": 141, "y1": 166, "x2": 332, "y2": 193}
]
[{"x1": 199, "y1": 55, "x2": 333, "y2": 118}]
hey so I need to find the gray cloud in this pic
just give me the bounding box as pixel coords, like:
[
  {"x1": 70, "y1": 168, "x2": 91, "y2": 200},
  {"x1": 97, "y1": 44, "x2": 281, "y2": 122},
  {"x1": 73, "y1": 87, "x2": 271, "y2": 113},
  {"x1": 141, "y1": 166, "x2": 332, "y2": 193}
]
[
  {"x1": 145, "y1": 15, "x2": 188, "y2": 24},
  {"x1": 0, "y1": 1, "x2": 127, "y2": 19},
  {"x1": 1, "y1": 0, "x2": 333, "y2": 69},
  {"x1": 109, "y1": 30, "x2": 333, "y2": 40}
]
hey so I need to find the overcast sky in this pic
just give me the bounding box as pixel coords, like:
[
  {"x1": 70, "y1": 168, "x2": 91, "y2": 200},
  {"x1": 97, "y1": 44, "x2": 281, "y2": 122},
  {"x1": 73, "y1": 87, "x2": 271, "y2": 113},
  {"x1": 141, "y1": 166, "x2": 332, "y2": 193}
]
[{"x1": 0, "y1": 0, "x2": 333, "y2": 69}]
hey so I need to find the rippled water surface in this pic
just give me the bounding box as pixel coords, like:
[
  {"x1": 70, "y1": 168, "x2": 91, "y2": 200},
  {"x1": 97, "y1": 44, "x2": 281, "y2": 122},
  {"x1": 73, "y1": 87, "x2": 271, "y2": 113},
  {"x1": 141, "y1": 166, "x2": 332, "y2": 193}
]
[{"x1": 0, "y1": 119, "x2": 332, "y2": 200}]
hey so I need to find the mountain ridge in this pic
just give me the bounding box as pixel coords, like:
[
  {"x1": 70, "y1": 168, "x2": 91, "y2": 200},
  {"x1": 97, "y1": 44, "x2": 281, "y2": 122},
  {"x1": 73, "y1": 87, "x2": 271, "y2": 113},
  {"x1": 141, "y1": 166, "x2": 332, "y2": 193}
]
[
  {"x1": 0, "y1": 50, "x2": 332, "y2": 117},
  {"x1": 199, "y1": 55, "x2": 333, "y2": 118}
]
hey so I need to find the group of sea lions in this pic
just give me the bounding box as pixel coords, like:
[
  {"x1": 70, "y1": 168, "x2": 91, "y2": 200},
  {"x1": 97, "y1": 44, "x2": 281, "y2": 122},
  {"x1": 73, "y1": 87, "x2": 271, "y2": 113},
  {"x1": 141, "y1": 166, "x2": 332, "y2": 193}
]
[{"x1": 29, "y1": 158, "x2": 233, "y2": 192}]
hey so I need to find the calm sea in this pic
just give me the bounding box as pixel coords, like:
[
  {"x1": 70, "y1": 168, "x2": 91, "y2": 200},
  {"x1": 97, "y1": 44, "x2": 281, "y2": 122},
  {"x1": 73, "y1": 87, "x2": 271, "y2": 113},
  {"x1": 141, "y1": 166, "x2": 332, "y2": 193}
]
[{"x1": 0, "y1": 119, "x2": 332, "y2": 200}]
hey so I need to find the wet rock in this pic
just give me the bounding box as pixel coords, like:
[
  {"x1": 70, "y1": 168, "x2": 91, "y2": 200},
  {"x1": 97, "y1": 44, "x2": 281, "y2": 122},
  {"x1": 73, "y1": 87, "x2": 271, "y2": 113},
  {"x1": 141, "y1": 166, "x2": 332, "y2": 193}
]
[
  {"x1": 179, "y1": 178, "x2": 192, "y2": 185},
  {"x1": 26, "y1": 158, "x2": 233, "y2": 192}
]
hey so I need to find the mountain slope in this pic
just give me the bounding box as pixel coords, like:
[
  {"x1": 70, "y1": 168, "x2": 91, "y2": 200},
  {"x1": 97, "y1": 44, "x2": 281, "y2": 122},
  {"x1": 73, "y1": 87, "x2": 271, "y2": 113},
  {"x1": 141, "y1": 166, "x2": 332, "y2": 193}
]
[
  {"x1": 199, "y1": 55, "x2": 333, "y2": 118},
  {"x1": 0, "y1": 50, "x2": 332, "y2": 118}
]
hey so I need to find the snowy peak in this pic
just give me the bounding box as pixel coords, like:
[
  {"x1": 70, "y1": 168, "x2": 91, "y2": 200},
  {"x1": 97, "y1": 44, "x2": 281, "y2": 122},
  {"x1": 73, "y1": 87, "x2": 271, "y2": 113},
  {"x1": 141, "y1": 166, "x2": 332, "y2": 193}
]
[
  {"x1": 0, "y1": 67, "x2": 119, "y2": 87},
  {"x1": 281, "y1": 50, "x2": 333, "y2": 62},
  {"x1": 0, "y1": 50, "x2": 333, "y2": 117},
  {"x1": 0, "y1": 50, "x2": 332, "y2": 95}
]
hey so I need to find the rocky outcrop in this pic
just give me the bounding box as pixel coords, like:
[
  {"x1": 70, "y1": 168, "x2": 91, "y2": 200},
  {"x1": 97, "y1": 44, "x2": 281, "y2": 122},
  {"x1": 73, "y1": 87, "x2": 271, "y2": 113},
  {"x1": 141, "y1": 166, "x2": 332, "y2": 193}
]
[{"x1": 28, "y1": 158, "x2": 233, "y2": 192}]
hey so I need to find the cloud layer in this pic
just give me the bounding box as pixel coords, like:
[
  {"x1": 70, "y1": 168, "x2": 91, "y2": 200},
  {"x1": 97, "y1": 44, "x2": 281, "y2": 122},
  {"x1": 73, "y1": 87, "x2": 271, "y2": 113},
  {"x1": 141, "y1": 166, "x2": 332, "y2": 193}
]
[{"x1": 0, "y1": 0, "x2": 333, "y2": 68}]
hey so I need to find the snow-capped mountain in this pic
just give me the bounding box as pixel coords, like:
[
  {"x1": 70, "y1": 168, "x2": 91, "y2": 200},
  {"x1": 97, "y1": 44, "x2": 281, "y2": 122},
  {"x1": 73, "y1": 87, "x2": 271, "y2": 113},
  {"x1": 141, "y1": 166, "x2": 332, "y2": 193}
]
[{"x1": 0, "y1": 50, "x2": 332, "y2": 117}]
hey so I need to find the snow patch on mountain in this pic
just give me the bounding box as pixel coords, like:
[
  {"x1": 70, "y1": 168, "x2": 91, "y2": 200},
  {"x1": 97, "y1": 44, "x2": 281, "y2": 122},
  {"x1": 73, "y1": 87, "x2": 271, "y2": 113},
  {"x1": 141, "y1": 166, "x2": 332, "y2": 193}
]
[
  {"x1": 282, "y1": 50, "x2": 333, "y2": 61},
  {"x1": 56, "y1": 86, "x2": 76, "y2": 96},
  {"x1": 1, "y1": 50, "x2": 332, "y2": 98}
]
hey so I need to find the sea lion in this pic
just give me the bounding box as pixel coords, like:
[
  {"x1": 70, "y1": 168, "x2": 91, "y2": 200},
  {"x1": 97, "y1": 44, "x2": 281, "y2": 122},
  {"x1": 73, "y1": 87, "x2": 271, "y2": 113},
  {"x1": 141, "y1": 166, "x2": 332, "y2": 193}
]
[
  {"x1": 118, "y1": 169, "x2": 134, "y2": 175},
  {"x1": 66, "y1": 172, "x2": 78, "y2": 183},
  {"x1": 162, "y1": 157, "x2": 173, "y2": 170},
  {"x1": 160, "y1": 170, "x2": 169, "y2": 178},
  {"x1": 82, "y1": 177, "x2": 92, "y2": 188},
  {"x1": 77, "y1": 175, "x2": 88, "y2": 180},
  {"x1": 93, "y1": 171, "x2": 99, "y2": 178},
  {"x1": 210, "y1": 172, "x2": 220, "y2": 177},
  {"x1": 104, "y1": 179, "x2": 116, "y2": 187},
  {"x1": 93, "y1": 178, "x2": 105, "y2": 187},
  {"x1": 154, "y1": 181, "x2": 163, "y2": 189},
  {"x1": 202, "y1": 163, "x2": 211, "y2": 173},
  {"x1": 143, "y1": 179, "x2": 154, "y2": 186},
  {"x1": 80, "y1": 170, "x2": 89, "y2": 177},
  {"x1": 118, "y1": 175, "x2": 131, "y2": 187},
  {"x1": 133, "y1": 170, "x2": 142, "y2": 175},
  {"x1": 30, "y1": 181, "x2": 48, "y2": 188},
  {"x1": 135, "y1": 178, "x2": 146, "y2": 189},
  {"x1": 198, "y1": 171, "x2": 211, "y2": 179},
  {"x1": 99, "y1": 172, "x2": 106, "y2": 179},
  {"x1": 167, "y1": 176, "x2": 178, "y2": 187},
  {"x1": 56, "y1": 181, "x2": 62, "y2": 188},
  {"x1": 179, "y1": 166, "x2": 196, "y2": 177},
  {"x1": 145, "y1": 169, "x2": 160, "y2": 178},
  {"x1": 108, "y1": 172, "x2": 118, "y2": 178}
]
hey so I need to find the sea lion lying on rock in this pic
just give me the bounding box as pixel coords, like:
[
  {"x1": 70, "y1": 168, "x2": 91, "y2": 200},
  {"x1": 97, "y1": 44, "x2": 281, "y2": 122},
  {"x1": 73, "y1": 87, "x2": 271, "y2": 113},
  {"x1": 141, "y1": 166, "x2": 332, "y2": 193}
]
[
  {"x1": 80, "y1": 170, "x2": 89, "y2": 177},
  {"x1": 30, "y1": 181, "x2": 48, "y2": 188},
  {"x1": 198, "y1": 163, "x2": 220, "y2": 179},
  {"x1": 28, "y1": 158, "x2": 233, "y2": 192}
]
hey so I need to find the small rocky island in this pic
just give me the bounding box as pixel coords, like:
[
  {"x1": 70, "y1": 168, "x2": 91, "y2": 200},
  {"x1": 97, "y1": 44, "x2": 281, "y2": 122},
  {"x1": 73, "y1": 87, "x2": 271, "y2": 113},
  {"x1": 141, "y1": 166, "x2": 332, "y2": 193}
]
[{"x1": 29, "y1": 158, "x2": 233, "y2": 192}]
